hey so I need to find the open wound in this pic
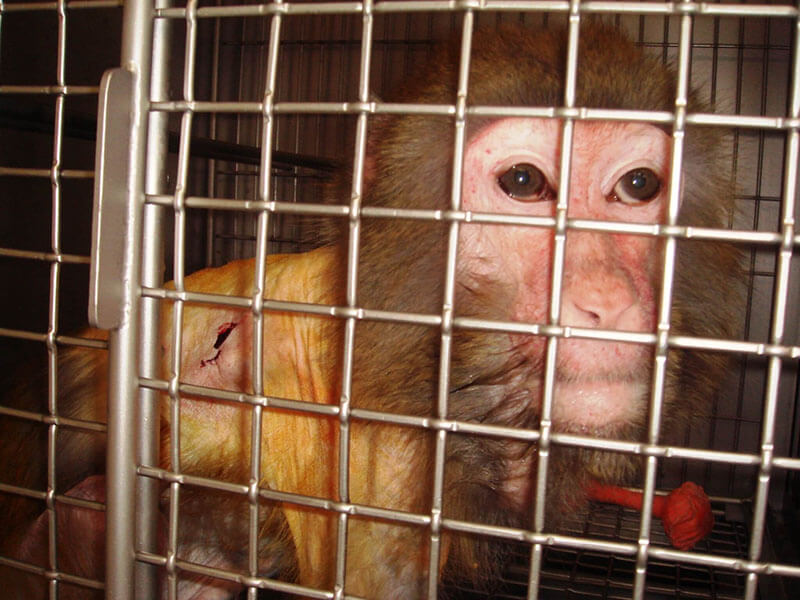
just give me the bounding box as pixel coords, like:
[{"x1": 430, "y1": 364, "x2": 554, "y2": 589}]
[{"x1": 200, "y1": 321, "x2": 239, "y2": 367}]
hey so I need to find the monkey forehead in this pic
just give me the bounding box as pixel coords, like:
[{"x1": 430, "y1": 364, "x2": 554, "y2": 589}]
[{"x1": 466, "y1": 117, "x2": 670, "y2": 177}]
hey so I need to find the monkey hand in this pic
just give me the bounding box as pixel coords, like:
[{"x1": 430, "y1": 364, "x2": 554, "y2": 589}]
[
  {"x1": 586, "y1": 480, "x2": 713, "y2": 550},
  {"x1": 653, "y1": 481, "x2": 714, "y2": 551}
]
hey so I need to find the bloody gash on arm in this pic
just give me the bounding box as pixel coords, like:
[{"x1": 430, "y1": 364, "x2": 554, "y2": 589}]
[{"x1": 0, "y1": 24, "x2": 741, "y2": 599}]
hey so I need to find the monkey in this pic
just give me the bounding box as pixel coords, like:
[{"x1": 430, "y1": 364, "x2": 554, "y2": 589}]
[{"x1": 0, "y1": 22, "x2": 742, "y2": 599}]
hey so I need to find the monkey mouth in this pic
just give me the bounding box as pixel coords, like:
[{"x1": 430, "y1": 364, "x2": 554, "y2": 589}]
[{"x1": 550, "y1": 378, "x2": 649, "y2": 434}]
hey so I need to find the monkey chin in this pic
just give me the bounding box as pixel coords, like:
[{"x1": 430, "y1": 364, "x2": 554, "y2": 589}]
[{"x1": 551, "y1": 379, "x2": 649, "y2": 436}]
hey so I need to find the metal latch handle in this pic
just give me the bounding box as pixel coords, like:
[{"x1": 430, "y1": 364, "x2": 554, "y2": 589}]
[{"x1": 89, "y1": 67, "x2": 135, "y2": 330}]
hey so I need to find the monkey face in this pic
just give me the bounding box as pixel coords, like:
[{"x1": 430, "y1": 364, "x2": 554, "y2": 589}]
[{"x1": 457, "y1": 117, "x2": 671, "y2": 434}]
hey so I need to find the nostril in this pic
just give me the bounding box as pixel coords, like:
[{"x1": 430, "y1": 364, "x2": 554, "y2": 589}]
[
  {"x1": 562, "y1": 298, "x2": 604, "y2": 328},
  {"x1": 584, "y1": 307, "x2": 601, "y2": 327},
  {"x1": 575, "y1": 302, "x2": 602, "y2": 327}
]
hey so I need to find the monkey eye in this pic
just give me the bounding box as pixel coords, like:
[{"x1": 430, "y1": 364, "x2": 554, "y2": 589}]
[
  {"x1": 611, "y1": 168, "x2": 661, "y2": 205},
  {"x1": 498, "y1": 163, "x2": 549, "y2": 201}
]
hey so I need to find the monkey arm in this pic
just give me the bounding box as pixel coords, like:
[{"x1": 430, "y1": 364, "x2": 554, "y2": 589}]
[
  {"x1": 586, "y1": 480, "x2": 714, "y2": 550},
  {"x1": 159, "y1": 246, "x2": 345, "y2": 587},
  {"x1": 161, "y1": 247, "x2": 436, "y2": 593},
  {"x1": 344, "y1": 423, "x2": 438, "y2": 597}
]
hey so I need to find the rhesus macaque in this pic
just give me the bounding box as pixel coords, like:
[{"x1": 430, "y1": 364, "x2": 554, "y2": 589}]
[{"x1": 0, "y1": 23, "x2": 741, "y2": 599}]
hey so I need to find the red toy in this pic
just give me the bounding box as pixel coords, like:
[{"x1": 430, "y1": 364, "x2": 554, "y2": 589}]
[{"x1": 587, "y1": 480, "x2": 714, "y2": 550}]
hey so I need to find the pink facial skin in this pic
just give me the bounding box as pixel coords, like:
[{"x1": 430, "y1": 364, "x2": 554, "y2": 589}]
[{"x1": 459, "y1": 118, "x2": 672, "y2": 433}]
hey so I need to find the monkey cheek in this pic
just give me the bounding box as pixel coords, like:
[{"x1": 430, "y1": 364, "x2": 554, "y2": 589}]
[{"x1": 551, "y1": 380, "x2": 648, "y2": 434}]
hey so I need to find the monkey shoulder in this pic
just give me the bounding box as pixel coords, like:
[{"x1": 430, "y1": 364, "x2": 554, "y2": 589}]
[
  {"x1": 172, "y1": 245, "x2": 340, "y2": 303},
  {"x1": 159, "y1": 246, "x2": 341, "y2": 402}
]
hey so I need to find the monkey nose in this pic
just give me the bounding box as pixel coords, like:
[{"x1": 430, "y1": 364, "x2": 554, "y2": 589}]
[{"x1": 560, "y1": 291, "x2": 637, "y2": 331}]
